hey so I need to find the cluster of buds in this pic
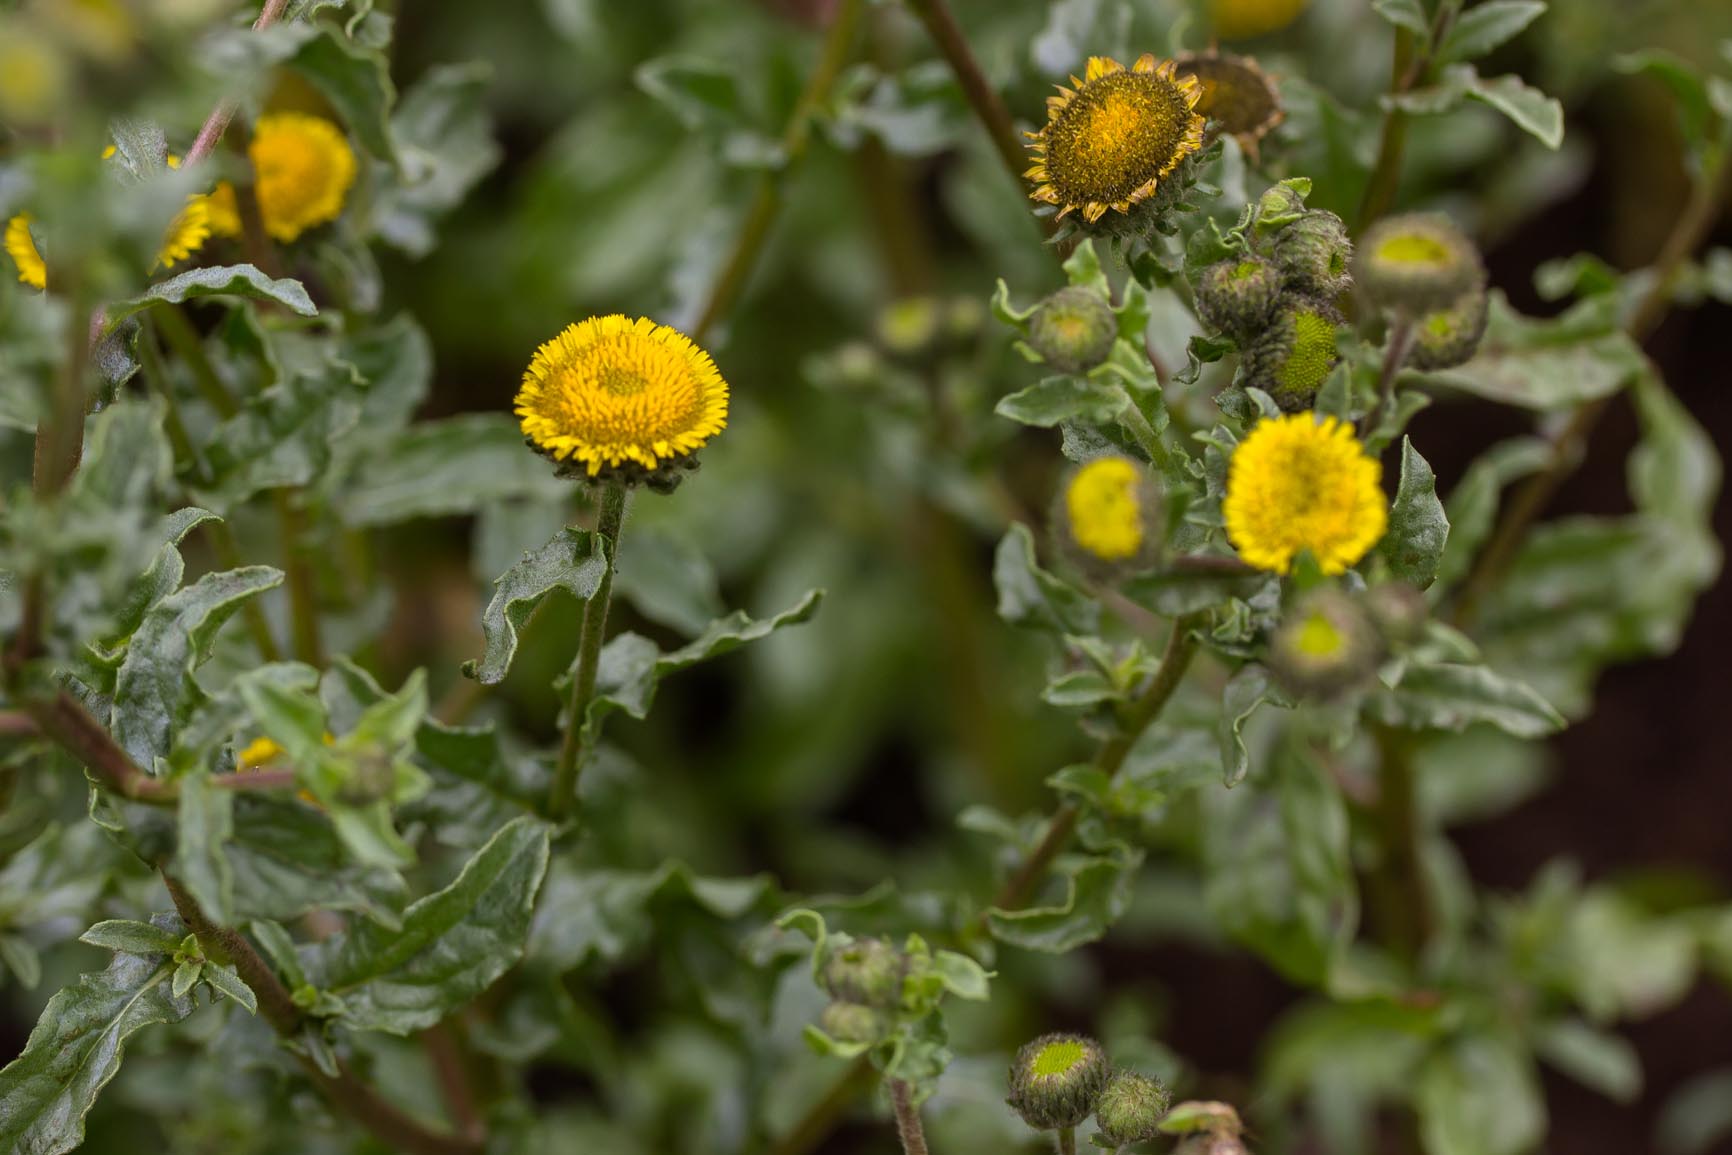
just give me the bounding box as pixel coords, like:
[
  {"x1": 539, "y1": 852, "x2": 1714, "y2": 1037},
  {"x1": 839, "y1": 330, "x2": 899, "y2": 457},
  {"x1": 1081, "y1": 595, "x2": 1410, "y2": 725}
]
[
  {"x1": 1355, "y1": 213, "x2": 1491, "y2": 371},
  {"x1": 1195, "y1": 183, "x2": 1355, "y2": 412},
  {"x1": 1005, "y1": 1031, "x2": 1173, "y2": 1146},
  {"x1": 1268, "y1": 581, "x2": 1429, "y2": 701},
  {"x1": 814, "y1": 936, "x2": 907, "y2": 1046}
]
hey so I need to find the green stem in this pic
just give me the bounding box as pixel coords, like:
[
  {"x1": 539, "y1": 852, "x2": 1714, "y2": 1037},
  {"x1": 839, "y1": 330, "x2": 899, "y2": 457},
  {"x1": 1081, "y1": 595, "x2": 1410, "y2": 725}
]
[
  {"x1": 1369, "y1": 724, "x2": 1431, "y2": 962},
  {"x1": 1058, "y1": 1127, "x2": 1077, "y2": 1155},
  {"x1": 1116, "y1": 389, "x2": 1174, "y2": 473},
  {"x1": 985, "y1": 611, "x2": 1205, "y2": 918},
  {"x1": 1355, "y1": 27, "x2": 1417, "y2": 230},
  {"x1": 204, "y1": 520, "x2": 285, "y2": 662},
  {"x1": 888, "y1": 1079, "x2": 930, "y2": 1155},
  {"x1": 548, "y1": 482, "x2": 629, "y2": 822},
  {"x1": 691, "y1": 0, "x2": 866, "y2": 343},
  {"x1": 153, "y1": 303, "x2": 238, "y2": 419},
  {"x1": 1359, "y1": 315, "x2": 1416, "y2": 439},
  {"x1": 274, "y1": 489, "x2": 324, "y2": 666}
]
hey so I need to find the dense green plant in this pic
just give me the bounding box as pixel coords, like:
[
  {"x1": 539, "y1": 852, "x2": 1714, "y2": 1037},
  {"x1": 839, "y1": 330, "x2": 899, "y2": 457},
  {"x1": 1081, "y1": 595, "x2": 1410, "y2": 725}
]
[{"x1": 2, "y1": 1, "x2": 1731, "y2": 1153}]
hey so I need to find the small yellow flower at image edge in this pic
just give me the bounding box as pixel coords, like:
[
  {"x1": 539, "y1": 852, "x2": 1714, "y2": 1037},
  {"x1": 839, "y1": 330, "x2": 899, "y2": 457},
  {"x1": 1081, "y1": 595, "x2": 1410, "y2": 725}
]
[
  {"x1": 1066, "y1": 457, "x2": 1146, "y2": 562},
  {"x1": 4, "y1": 214, "x2": 46, "y2": 290},
  {"x1": 516, "y1": 315, "x2": 730, "y2": 478},
  {"x1": 1026, "y1": 54, "x2": 1207, "y2": 224},
  {"x1": 249, "y1": 112, "x2": 357, "y2": 243},
  {"x1": 1222, "y1": 413, "x2": 1387, "y2": 575}
]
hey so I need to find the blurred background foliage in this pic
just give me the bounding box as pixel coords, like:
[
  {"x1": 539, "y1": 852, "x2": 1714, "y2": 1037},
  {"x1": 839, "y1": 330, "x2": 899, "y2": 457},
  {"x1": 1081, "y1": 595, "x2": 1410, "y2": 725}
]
[{"x1": 4, "y1": 0, "x2": 1732, "y2": 1152}]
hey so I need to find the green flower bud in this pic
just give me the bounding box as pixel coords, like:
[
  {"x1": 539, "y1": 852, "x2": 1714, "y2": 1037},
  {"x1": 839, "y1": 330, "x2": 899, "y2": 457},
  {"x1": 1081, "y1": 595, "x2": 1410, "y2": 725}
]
[
  {"x1": 1407, "y1": 283, "x2": 1490, "y2": 371},
  {"x1": 1196, "y1": 255, "x2": 1282, "y2": 338},
  {"x1": 1007, "y1": 1033, "x2": 1111, "y2": 1131},
  {"x1": 1355, "y1": 213, "x2": 1485, "y2": 315},
  {"x1": 1254, "y1": 182, "x2": 1309, "y2": 235},
  {"x1": 1273, "y1": 210, "x2": 1353, "y2": 298},
  {"x1": 876, "y1": 296, "x2": 942, "y2": 358},
  {"x1": 1093, "y1": 1070, "x2": 1172, "y2": 1147},
  {"x1": 1268, "y1": 588, "x2": 1383, "y2": 700},
  {"x1": 819, "y1": 1000, "x2": 892, "y2": 1045},
  {"x1": 1056, "y1": 455, "x2": 1166, "y2": 578},
  {"x1": 1029, "y1": 286, "x2": 1119, "y2": 373},
  {"x1": 1241, "y1": 297, "x2": 1342, "y2": 412},
  {"x1": 1365, "y1": 582, "x2": 1428, "y2": 645},
  {"x1": 820, "y1": 937, "x2": 905, "y2": 1008}
]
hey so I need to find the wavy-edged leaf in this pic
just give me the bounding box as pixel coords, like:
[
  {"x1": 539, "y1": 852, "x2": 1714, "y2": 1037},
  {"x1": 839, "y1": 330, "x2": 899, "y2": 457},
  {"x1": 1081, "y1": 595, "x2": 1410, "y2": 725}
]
[
  {"x1": 985, "y1": 851, "x2": 1142, "y2": 953},
  {"x1": 336, "y1": 413, "x2": 568, "y2": 526},
  {"x1": 1370, "y1": 661, "x2": 1564, "y2": 738},
  {"x1": 464, "y1": 527, "x2": 608, "y2": 685},
  {"x1": 105, "y1": 265, "x2": 316, "y2": 324},
  {"x1": 1381, "y1": 438, "x2": 1449, "y2": 589},
  {"x1": 993, "y1": 524, "x2": 1099, "y2": 636},
  {"x1": 1219, "y1": 664, "x2": 1289, "y2": 786}
]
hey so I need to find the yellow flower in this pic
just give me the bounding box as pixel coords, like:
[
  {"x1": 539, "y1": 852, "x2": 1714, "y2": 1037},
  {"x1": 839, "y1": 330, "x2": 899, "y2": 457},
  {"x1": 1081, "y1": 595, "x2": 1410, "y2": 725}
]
[
  {"x1": 1026, "y1": 55, "x2": 1206, "y2": 225},
  {"x1": 4, "y1": 214, "x2": 46, "y2": 290},
  {"x1": 516, "y1": 315, "x2": 730, "y2": 477},
  {"x1": 156, "y1": 195, "x2": 211, "y2": 269},
  {"x1": 237, "y1": 736, "x2": 287, "y2": 770},
  {"x1": 249, "y1": 113, "x2": 356, "y2": 242},
  {"x1": 1210, "y1": 0, "x2": 1310, "y2": 40},
  {"x1": 204, "y1": 181, "x2": 243, "y2": 238},
  {"x1": 1223, "y1": 414, "x2": 1387, "y2": 575},
  {"x1": 1065, "y1": 457, "x2": 1147, "y2": 562}
]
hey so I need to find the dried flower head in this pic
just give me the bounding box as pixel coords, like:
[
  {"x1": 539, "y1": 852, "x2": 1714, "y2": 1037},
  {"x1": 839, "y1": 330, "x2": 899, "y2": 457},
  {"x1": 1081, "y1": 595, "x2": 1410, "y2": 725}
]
[
  {"x1": 1242, "y1": 297, "x2": 1342, "y2": 412},
  {"x1": 1355, "y1": 212, "x2": 1485, "y2": 315},
  {"x1": 517, "y1": 315, "x2": 730, "y2": 485},
  {"x1": 4, "y1": 214, "x2": 46, "y2": 290},
  {"x1": 1007, "y1": 1032, "x2": 1111, "y2": 1131},
  {"x1": 1175, "y1": 52, "x2": 1285, "y2": 158},
  {"x1": 1223, "y1": 414, "x2": 1387, "y2": 575},
  {"x1": 1026, "y1": 55, "x2": 1206, "y2": 225},
  {"x1": 250, "y1": 112, "x2": 357, "y2": 242}
]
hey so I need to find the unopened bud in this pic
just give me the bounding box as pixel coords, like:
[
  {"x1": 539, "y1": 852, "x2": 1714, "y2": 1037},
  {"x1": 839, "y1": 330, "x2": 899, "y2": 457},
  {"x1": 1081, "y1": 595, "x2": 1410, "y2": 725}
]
[
  {"x1": 1028, "y1": 286, "x2": 1119, "y2": 373},
  {"x1": 1269, "y1": 588, "x2": 1383, "y2": 700},
  {"x1": 819, "y1": 1000, "x2": 891, "y2": 1045},
  {"x1": 1273, "y1": 210, "x2": 1353, "y2": 298},
  {"x1": 1007, "y1": 1033, "x2": 1111, "y2": 1131},
  {"x1": 1355, "y1": 213, "x2": 1485, "y2": 315},
  {"x1": 1093, "y1": 1070, "x2": 1172, "y2": 1147},
  {"x1": 1407, "y1": 283, "x2": 1490, "y2": 371},
  {"x1": 1241, "y1": 297, "x2": 1342, "y2": 412},
  {"x1": 820, "y1": 937, "x2": 904, "y2": 1009},
  {"x1": 1196, "y1": 255, "x2": 1283, "y2": 339}
]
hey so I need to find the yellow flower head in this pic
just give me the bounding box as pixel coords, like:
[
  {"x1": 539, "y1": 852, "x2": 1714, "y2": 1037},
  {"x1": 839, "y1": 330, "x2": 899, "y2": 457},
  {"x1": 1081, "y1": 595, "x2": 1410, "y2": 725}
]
[
  {"x1": 156, "y1": 195, "x2": 211, "y2": 269},
  {"x1": 237, "y1": 736, "x2": 287, "y2": 770},
  {"x1": 1210, "y1": 0, "x2": 1311, "y2": 39},
  {"x1": 4, "y1": 214, "x2": 46, "y2": 290},
  {"x1": 1064, "y1": 456, "x2": 1148, "y2": 562},
  {"x1": 249, "y1": 113, "x2": 356, "y2": 242},
  {"x1": 1223, "y1": 414, "x2": 1387, "y2": 575},
  {"x1": 516, "y1": 315, "x2": 730, "y2": 479},
  {"x1": 203, "y1": 181, "x2": 243, "y2": 238},
  {"x1": 1026, "y1": 55, "x2": 1206, "y2": 225}
]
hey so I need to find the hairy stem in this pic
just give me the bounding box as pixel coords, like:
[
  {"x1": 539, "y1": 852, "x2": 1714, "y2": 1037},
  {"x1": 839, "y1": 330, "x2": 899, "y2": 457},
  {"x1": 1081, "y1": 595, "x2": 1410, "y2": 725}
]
[
  {"x1": 1369, "y1": 724, "x2": 1431, "y2": 961},
  {"x1": 1360, "y1": 316, "x2": 1416, "y2": 439},
  {"x1": 691, "y1": 0, "x2": 866, "y2": 343},
  {"x1": 889, "y1": 1079, "x2": 931, "y2": 1155},
  {"x1": 549, "y1": 482, "x2": 628, "y2": 822},
  {"x1": 1058, "y1": 1127, "x2": 1078, "y2": 1155},
  {"x1": 274, "y1": 489, "x2": 325, "y2": 666},
  {"x1": 184, "y1": 0, "x2": 294, "y2": 166},
  {"x1": 1451, "y1": 149, "x2": 1732, "y2": 625},
  {"x1": 986, "y1": 611, "x2": 1205, "y2": 917}
]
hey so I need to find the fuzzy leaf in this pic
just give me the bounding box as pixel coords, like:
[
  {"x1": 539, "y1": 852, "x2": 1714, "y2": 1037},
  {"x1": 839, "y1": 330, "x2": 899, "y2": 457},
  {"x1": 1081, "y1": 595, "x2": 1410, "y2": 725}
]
[
  {"x1": 337, "y1": 414, "x2": 568, "y2": 526},
  {"x1": 174, "y1": 774, "x2": 236, "y2": 926},
  {"x1": 1438, "y1": 1, "x2": 1547, "y2": 65},
  {"x1": 993, "y1": 524, "x2": 1099, "y2": 636},
  {"x1": 105, "y1": 266, "x2": 316, "y2": 323},
  {"x1": 1468, "y1": 72, "x2": 1565, "y2": 149},
  {"x1": 995, "y1": 376, "x2": 1129, "y2": 428},
  {"x1": 1415, "y1": 293, "x2": 1644, "y2": 410},
  {"x1": 371, "y1": 63, "x2": 503, "y2": 256},
  {"x1": 0, "y1": 915, "x2": 195, "y2": 1155},
  {"x1": 465, "y1": 527, "x2": 608, "y2": 685},
  {"x1": 1381, "y1": 438, "x2": 1449, "y2": 588},
  {"x1": 308, "y1": 815, "x2": 551, "y2": 1034},
  {"x1": 77, "y1": 920, "x2": 183, "y2": 957},
  {"x1": 1370, "y1": 662, "x2": 1564, "y2": 737},
  {"x1": 1416, "y1": 1036, "x2": 1545, "y2": 1155},
  {"x1": 986, "y1": 852, "x2": 1142, "y2": 953},
  {"x1": 193, "y1": 370, "x2": 363, "y2": 512},
  {"x1": 1218, "y1": 664, "x2": 1288, "y2": 786}
]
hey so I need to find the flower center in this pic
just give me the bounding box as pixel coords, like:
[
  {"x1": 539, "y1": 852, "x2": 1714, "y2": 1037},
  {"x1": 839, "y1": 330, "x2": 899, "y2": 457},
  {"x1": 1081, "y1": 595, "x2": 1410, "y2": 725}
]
[
  {"x1": 1294, "y1": 612, "x2": 1345, "y2": 658},
  {"x1": 1376, "y1": 233, "x2": 1451, "y2": 266},
  {"x1": 1277, "y1": 311, "x2": 1339, "y2": 395},
  {"x1": 1031, "y1": 1039, "x2": 1087, "y2": 1077},
  {"x1": 1047, "y1": 72, "x2": 1196, "y2": 204}
]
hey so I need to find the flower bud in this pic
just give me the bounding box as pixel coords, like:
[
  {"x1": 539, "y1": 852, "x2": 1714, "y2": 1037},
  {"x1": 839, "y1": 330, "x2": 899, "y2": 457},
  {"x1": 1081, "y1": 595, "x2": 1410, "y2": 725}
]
[
  {"x1": 1241, "y1": 297, "x2": 1342, "y2": 412},
  {"x1": 1268, "y1": 588, "x2": 1383, "y2": 700},
  {"x1": 1007, "y1": 1033, "x2": 1111, "y2": 1131},
  {"x1": 1254, "y1": 183, "x2": 1308, "y2": 235},
  {"x1": 1365, "y1": 582, "x2": 1428, "y2": 645},
  {"x1": 1057, "y1": 456, "x2": 1165, "y2": 577},
  {"x1": 876, "y1": 296, "x2": 942, "y2": 358},
  {"x1": 1273, "y1": 210, "x2": 1353, "y2": 298},
  {"x1": 1196, "y1": 255, "x2": 1283, "y2": 339},
  {"x1": 1354, "y1": 213, "x2": 1485, "y2": 316},
  {"x1": 1028, "y1": 286, "x2": 1119, "y2": 373},
  {"x1": 820, "y1": 937, "x2": 905, "y2": 1009},
  {"x1": 819, "y1": 1000, "x2": 892, "y2": 1045},
  {"x1": 1407, "y1": 283, "x2": 1490, "y2": 371},
  {"x1": 1094, "y1": 1070, "x2": 1172, "y2": 1147}
]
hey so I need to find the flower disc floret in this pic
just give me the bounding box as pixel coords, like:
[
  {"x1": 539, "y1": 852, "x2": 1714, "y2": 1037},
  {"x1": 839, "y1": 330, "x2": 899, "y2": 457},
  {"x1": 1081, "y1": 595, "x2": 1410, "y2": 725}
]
[
  {"x1": 250, "y1": 112, "x2": 357, "y2": 242},
  {"x1": 4, "y1": 214, "x2": 46, "y2": 289},
  {"x1": 1223, "y1": 414, "x2": 1387, "y2": 575},
  {"x1": 1027, "y1": 55, "x2": 1206, "y2": 224},
  {"x1": 517, "y1": 315, "x2": 730, "y2": 479}
]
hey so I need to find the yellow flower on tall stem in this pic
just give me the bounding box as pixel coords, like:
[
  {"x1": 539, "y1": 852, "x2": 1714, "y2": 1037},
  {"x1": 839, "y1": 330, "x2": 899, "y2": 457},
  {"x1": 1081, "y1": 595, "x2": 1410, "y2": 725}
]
[
  {"x1": 516, "y1": 315, "x2": 730, "y2": 480},
  {"x1": 249, "y1": 112, "x2": 357, "y2": 242},
  {"x1": 1222, "y1": 414, "x2": 1387, "y2": 575},
  {"x1": 1025, "y1": 54, "x2": 1206, "y2": 225}
]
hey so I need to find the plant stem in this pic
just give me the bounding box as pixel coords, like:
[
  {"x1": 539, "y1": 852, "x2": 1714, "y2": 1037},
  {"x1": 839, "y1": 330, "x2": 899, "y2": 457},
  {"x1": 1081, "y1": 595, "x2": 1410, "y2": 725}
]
[
  {"x1": 1369, "y1": 724, "x2": 1431, "y2": 962},
  {"x1": 691, "y1": 0, "x2": 866, "y2": 344},
  {"x1": 889, "y1": 1079, "x2": 931, "y2": 1155},
  {"x1": 421, "y1": 1022, "x2": 485, "y2": 1141},
  {"x1": 1117, "y1": 390, "x2": 1174, "y2": 472},
  {"x1": 548, "y1": 481, "x2": 628, "y2": 822},
  {"x1": 163, "y1": 873, "x2": 484, "y2": 1155},
  {"x1": 274, "y1": 489, "x2": 324, "y2": 666},
  {"x1": 205, "y1": 520, "x2": 285, "y2": 661},
  {"x1": 184, "y1": 0, "x2": 294, "y2": 166},
  {"x1": 1355, "y1": 27, "x2": 1417, "y2": 230},
  {"x1": 1451, "y1": 149, "x2": 1732, "y2": 626},
  {"x1": 985, "y1": 611, "x2": 1205, "y2": 918},
  {"x1": 153, "y1": 303, "x2": 238, "y2": 419},
  {"x1": 1360, "y1": 316, "x2": 1416, "y2": 439},
  {"x1": 1058, "y1": 1127, "x2": 1078, "y2": 1155}
]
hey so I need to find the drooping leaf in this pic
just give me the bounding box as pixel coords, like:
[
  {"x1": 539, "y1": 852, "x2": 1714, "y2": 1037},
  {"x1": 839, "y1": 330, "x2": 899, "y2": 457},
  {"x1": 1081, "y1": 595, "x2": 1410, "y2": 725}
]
[
  {"x1": 1218, "y1": 664, "x2": 1289, "y2": 786},
  {"x1": 986, "y1": 851, "x2": 1143, "y2": 953},
  {"x1": 464, "y1": 527, "x2": 608, "y2": 685},
  {"x1": 1369, "y1": 661, "x2": 1564, "y2": 738},
  {"x1": 995, "y1": 376, "x2": 1129, "y2": 428},
  {"x1": 1438, "y1": 1, "x2": 1548, "y2": 66},
  {"x1": 1380, "y1": 438, "x2": 1449, "y2": 589},
  {"x1": 104, "y1": 266, "x2": 317, "y2": 324}
]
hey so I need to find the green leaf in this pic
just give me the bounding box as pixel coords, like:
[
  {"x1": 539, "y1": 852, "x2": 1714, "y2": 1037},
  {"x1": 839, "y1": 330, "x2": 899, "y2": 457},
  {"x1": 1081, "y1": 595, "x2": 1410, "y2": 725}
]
[
  {"x1": 336, "y1": 414, "x2": 568, "y2": 526},
  {"x1": 1534, "y1": 1019, "x2": 1641, "y2": 1103},
  {"x1": 1467, "y1": 72, "x2": 1565, "y2": 149},
  {"x1": 993, "y1": 524, "x2": 1099, "y2": 636},
  {"x1": 285, "y1": 25, "x2": 398, "y2": 165},
  {"x1": 986, "y1": 851, "x2": 1142, "y2": 953},
  {"x1": 174, "y1": 774, "x2": 236, "y2": 925},
  {"x1": 1371, "y1": 0, "x2": 1429, "y2": 35},
  {"x1": 227, "y1": 795, "x2": 408, "y2": 929},
  {"x1": 995, "y1": 376, "x2": 1129, "y2": 428},
  {"x1": 1615, "y1": 52, "x2": 1715, "y2": 163},
  {"x1": 464, "y1": 526, "x2": 608, "y2": 685},
  {"x1": 1218, "y1": 664, "x2": 1288, "y2": 786},
  {"x1": 1416, "y1": 1036, "x2": 1546, "y2": 1155},
  {"x1": 111, "y1": 566, "x2": 285, "y2": 769},
  {"x1": 370, "y1": 62, "x2": 503, "y2": 256},
  {"x1": 1433, "y1": 438, "x2": 1552, "y2": 593},
  {"x1": 0, "y1": 915, "x2": 196, "y2": 1155},
  {"x1": 585, "y1": 591, "x2": 825, "y2": 736},
  {"x1": 1380, "y1": 438, "x2": 1449, "y2": 589},
  {"x1": 308, "y1": 815, "x2": 551, "y2": 1035},
  {"x1": 1415, "y1": 293, "x2": 1644, "y2": 410},
  {"x1": 193, "y1": 368, "x2": 363, "y2": 512},
  {"x1": 104, "y1": 266, "x2": 317, "y2": 324},
  {"x1": 77, "y1": 920, "x2": 183, "y2": 957},
  {"x1": 1370, "y1": 661, "x2": 1564, "y2": 738},
  {"x1": 614, "y1": 526, "x2": 725, "y2": 637},
  {"x1": 1439, "y1": 1, "x2": 1547, "y2": 65},
  {"x1": 200, "y1": 963, "x2": 258, "y2": 1015},
  {"x1": 535, "y1": 860, "x2": 778, "y2": 972}
]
